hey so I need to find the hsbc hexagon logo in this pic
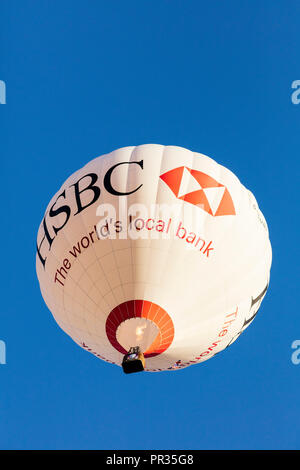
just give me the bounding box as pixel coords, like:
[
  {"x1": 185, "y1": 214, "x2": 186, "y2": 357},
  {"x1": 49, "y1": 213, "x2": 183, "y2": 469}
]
[{"x1": 160, "y1": 166, "x2": 236, "y2": 216}]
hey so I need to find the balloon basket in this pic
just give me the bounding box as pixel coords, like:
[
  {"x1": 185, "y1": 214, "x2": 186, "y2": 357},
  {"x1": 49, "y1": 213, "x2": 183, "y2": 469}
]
[{"x1": 122, "y1": 347, "x2": 145, "y2": 374}]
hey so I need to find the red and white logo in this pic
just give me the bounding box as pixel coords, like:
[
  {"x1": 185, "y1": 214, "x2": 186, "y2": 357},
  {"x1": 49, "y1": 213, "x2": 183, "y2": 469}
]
[{"x1": 160, "y1": 166, "x2": 236, "y2": 216}]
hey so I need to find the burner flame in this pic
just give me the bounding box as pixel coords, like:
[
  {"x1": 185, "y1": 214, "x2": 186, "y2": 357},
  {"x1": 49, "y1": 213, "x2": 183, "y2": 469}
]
[{"x1": 135, "y1": 323, "x2": 147, "y2": 341}]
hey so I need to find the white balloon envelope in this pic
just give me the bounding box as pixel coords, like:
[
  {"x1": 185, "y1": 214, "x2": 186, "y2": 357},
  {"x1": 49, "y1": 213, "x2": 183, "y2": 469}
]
[{"x1": 36, "y1": 144, "x2": 272, "y2": 372}]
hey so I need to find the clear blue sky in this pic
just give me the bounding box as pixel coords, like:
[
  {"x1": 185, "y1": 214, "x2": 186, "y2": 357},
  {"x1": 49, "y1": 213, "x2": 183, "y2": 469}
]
[{"x1": 1, "y1": 1, "x2": 299, "y2": 450}]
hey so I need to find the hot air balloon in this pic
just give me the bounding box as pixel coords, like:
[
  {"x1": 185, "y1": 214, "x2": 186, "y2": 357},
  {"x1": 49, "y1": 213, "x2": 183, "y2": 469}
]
[{"x1": 36, "y1": 144, "x2": 272, "y2": 373}]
